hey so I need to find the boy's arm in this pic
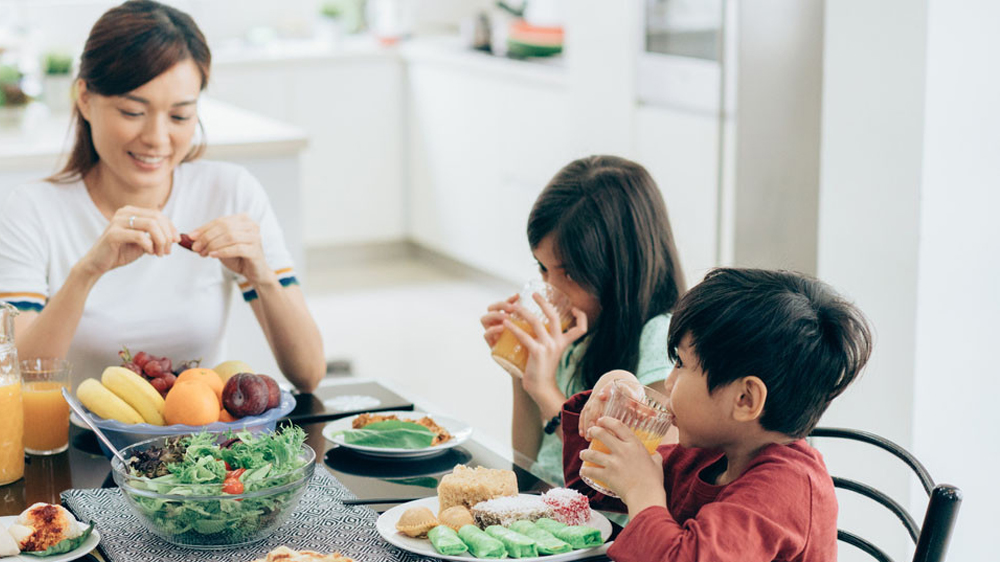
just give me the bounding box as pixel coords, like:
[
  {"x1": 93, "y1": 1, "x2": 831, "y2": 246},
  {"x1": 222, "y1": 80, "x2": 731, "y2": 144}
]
[
  {"x1": 605, "y1": 465, "x2": 819, "y2": 562},
  {"x1": 560, "y1": 391, "x2": 629, "y2": 513}
]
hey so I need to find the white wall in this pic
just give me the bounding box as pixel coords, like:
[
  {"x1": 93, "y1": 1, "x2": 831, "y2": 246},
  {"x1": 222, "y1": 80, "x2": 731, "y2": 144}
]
[
  {"x1": 913, "y1": 0, "x2": 1000, "y2": 558},
  {"x1": 817, "y1": 1, "x2": 928, "y2": 560}
]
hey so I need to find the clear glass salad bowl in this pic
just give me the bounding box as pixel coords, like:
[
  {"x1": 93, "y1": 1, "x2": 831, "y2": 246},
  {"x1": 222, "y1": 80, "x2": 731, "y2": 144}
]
[{"x1": 111, "y1": 433, "x2": 316, "y2": 549}]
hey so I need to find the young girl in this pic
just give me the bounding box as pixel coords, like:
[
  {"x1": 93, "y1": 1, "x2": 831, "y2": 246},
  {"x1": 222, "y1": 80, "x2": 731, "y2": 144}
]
[{"x1": 481, "y1": 155, "x2": 686, "y2": 485}]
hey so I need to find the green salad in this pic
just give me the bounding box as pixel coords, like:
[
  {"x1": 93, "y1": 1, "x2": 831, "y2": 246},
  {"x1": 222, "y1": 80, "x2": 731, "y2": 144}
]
[{"x1": 121, "y1": 426, "x2": 312, "y2": 546}]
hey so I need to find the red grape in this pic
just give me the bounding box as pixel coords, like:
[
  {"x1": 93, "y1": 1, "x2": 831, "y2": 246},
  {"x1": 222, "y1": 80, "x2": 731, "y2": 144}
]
[
  {"x1": 150, "y1": 377, "x2": 169, "y2": 393},
  {"x1": 143, "y1": 361, "x2": 164, "y2": 377},
  {"x1": 159, "y1": 357, "x2": 172, "y2": 374},
  {"x1": 124, "y1": 362, "x2": 142, "y2": 375},
  {"x1": 160, "y1": 372, "x2": 177, "y2": 389},
  {"x1": 133, "y1": 351, "x2": 151, "y2": 368}
]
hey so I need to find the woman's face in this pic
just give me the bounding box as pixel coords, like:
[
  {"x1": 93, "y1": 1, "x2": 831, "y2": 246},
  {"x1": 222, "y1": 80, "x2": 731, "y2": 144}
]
[
  {"x1": 77, "y1": 59, "x2": 201, "y2": 192},
  {"x1": 533, "y1": 235, "x2": 602, "y2": 325}
]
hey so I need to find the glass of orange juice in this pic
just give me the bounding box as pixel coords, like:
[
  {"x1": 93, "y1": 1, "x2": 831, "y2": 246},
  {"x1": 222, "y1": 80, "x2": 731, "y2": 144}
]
[
  {"x1": 20, "y1": 359, "x2": 71, "y2": 455},
  {"x1": 581, "y1": 379, "x2": 673, "y2": 497},
  {"x1": 491, "y1": 280, "x2": 574, "y2": 378}
]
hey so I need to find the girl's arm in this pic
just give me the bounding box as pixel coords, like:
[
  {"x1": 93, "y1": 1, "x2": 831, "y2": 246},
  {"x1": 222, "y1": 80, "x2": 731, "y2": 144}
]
[
  {"x1": 247, "y1": 279, "x2": 325, "y2": 393},
  {"x1": 511, "y1": 378, "x2": 544, "y2": 459}
]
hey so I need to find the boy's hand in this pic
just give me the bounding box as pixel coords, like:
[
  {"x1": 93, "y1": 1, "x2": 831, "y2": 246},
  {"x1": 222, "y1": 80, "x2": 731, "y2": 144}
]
[
  {"x1": 579, "y1": 417, "x2": 666, "y2": 514},
  {"x1": 579, "y1": 371, "x2": 642, "y2": 438}
]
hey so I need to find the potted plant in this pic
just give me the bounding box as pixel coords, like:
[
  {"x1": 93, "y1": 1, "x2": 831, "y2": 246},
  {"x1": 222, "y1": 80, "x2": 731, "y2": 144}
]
[
  {"x1": 0, "y1": 64, "x2": 30, "y2": 128},
  {"x1": 42, "y1": 51, "x2": 74, "y2": 111},
  {"x1": 318, "y1": 2, "x2": 346, "y2": 45}
]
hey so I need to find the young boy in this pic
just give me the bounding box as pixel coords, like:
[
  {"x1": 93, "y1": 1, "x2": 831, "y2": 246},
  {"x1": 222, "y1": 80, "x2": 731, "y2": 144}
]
[{"x1": 561, "y1": 268, "x2": 873, "y2": 562}]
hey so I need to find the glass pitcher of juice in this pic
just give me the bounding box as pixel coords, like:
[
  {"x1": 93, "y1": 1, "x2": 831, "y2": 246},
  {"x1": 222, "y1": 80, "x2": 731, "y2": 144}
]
[{"x1": 0, "y1": 302, "x2": 25, "y2": 486}]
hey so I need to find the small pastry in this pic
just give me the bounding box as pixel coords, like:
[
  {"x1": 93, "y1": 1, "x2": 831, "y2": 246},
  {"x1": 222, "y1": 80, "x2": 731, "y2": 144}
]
[
  {"x1": 395, "y1": 506, "x2": 439, "y2": 538},
  {"x1": 541, "y1": 487, "x2": 592, "y2": 526},
  {"x1": 437, "y1": 505, "x2": 475, "y2": 531},
  {"x1": 471, "y1": 495, "x2": 553, "y2": 528}
]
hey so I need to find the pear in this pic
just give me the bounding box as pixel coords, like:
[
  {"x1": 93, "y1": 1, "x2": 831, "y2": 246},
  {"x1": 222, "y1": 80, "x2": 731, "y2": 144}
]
[{"x1": 213, "y1": 360, "x2": 254, "y2": 385}]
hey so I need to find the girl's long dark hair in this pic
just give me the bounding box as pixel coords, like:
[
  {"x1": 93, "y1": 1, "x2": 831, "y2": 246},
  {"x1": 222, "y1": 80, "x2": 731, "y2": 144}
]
[
  {"x1": 49, "y1": 0, "x2": 211, "y2": 183},
  {"x1": 528, "y1": 155, "x2": 686, "y2": 389}
]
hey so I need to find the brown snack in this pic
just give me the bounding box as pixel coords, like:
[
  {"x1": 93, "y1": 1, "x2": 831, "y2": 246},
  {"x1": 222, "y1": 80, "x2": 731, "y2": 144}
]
[
  {"x1": 471, "y1": 495, "x2": 553, "y2": 527},
  {"x1": 436, "y1": 464, "x2": 518, "y2": 511},
  {"x1": 437, "y1": 505, "x2": 475, "y2": 531},
  {"x1": 352, "y1": 413, "x2": 452, "y2": 446},
  {"x1": 251, "y1": 546, "x2": 353, "y2": 562},
  {"x1": 395, "y1": 506, "x2": 439, "y2": 538}
]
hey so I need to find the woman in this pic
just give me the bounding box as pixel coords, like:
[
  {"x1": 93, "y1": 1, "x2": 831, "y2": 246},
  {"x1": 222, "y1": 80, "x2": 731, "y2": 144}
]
[
  {"x1": 0, "y1": 1, "x2": 325, "y2": 391},
  {"x1": 481, "y1": 155, "x2": 686, "y2": 486}
]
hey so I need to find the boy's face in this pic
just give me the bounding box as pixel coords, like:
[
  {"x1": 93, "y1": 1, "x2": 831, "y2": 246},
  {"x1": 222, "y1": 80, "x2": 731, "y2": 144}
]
[{"x1": 663, "y1": 334, "x2": 737, "y2": 448}]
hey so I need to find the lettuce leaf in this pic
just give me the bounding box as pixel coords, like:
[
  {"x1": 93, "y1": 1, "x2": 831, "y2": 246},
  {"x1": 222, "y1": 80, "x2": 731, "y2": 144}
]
[
  {"x1": 340, "y1": 420, "x2": 435, "y2": 449},
  {"x1": 24, "y1": 522, "x2": 94, "y2": 557}
]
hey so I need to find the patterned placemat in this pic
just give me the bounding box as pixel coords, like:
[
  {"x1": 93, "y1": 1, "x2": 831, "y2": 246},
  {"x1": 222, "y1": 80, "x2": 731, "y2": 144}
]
[{"x1": 62, "y1": 468, "x2": 436, "y2": 562}]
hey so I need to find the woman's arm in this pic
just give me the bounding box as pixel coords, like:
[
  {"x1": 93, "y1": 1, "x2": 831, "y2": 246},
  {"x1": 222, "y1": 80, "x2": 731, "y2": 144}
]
[
  {"x1": 13, "y1": 264, "x2": 100, "y2": 359},
  {"x1": 247, "y1": 279, "x2": 325, "y2": 393}
]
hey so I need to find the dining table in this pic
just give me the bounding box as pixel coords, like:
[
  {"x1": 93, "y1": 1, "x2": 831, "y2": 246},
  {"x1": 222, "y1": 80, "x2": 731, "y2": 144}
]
[{"x1": 0, "y1": 378, "x2": 617, "y2": 562}]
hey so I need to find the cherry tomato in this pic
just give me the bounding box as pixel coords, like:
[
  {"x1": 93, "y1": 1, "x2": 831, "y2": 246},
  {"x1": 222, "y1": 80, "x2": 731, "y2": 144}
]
[{"x1": 222, "y1": 478, "x2": 243, "y2": 495}]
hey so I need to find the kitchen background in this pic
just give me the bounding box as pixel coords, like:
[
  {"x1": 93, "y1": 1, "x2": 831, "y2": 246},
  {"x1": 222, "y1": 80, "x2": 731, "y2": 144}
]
[{"x1": 0, "y1": 1, "x2": 995, "y2": 560}]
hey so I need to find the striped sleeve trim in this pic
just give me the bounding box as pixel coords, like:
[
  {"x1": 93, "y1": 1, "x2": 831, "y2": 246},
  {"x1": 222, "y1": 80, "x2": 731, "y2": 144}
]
[
  {"x1": 241, "y1": 269, "x2": 298, "y2": 302},
  {"x1": 0, "y1": 292, "x2": 46, "y2": 312}
]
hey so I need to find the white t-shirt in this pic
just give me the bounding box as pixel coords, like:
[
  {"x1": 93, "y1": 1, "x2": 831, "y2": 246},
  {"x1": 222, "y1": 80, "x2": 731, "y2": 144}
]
[{"x1": 0, "y1": 160, "x2": 296, "y2": 388}]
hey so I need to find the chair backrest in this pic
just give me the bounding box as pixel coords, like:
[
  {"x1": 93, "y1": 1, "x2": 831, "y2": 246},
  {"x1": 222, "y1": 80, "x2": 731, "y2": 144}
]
[{"x1": 809, "y1": 427, "x2": 962, "y2": 562}]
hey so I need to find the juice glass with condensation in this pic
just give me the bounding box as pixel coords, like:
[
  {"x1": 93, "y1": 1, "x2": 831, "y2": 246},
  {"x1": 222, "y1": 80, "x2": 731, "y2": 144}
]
[
  {"x1": 491, "y1": 280, "x2": 574, "y2": 378},
  {"x1": 20, "y1": 359, "x2": 71, "y2": 455},
  {"x1": 581, "y1": 379, "x2": 674, "y2": 497},
  {"x1": 0, "y1": 302, "x2": 24, "y2": 485}
]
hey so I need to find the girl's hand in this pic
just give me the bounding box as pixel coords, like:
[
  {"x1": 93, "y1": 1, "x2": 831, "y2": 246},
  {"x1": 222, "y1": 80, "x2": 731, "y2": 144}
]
[
  {"x1": 481, "y1": 294, "x2": 519, "y2": 348},
  {"x1": 80, "y1": 205, "x2": 179, "y2": 275},
  {"x1": 579, "y1": 371, "x2": 643, "y2": 439},
  {"x1": 188, "y1": 214, "x2": 273, "y2": 285},
  {"x1": 579, "y1": 416, "x2": 666, "y2": 511},
  {"x1": 504, "y1": 292, "x2": 588, "y2": 403}
]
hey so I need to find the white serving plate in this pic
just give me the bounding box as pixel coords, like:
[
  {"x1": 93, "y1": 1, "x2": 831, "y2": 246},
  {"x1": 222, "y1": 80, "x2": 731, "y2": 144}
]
[
  {"x1": 322, "y1": 411, "x2": 473, "y2": 459},
  {"x1": 0, "y1": 517, "x2": 100, "y2": 562}
]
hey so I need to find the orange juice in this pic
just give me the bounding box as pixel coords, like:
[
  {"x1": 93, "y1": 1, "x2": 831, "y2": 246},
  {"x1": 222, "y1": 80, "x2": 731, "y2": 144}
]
[
  {"x1": 0, "y1": 381, "x2": 25, "y2": 485},
  {"x1": 22, "y1": 381, "x2": 69, "y2": 454},
  {"x1": 491, "y1": 315, "x2": 572, "y2": 377},
  {"x1": 583, "y1": 428, "x2": 663, "y2": 490}
]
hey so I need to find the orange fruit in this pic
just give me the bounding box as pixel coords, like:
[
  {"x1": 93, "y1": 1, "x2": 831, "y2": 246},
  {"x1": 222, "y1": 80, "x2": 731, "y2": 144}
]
[
  {"x1": 219, "y1": 408, "x2": 237, "y2": 423},
  {"x1": 163, "y1": 381, "x2": 221, "y2": 426},
  {"x1": 176, "y1": 368, "x2": 223, "y2": 403}
]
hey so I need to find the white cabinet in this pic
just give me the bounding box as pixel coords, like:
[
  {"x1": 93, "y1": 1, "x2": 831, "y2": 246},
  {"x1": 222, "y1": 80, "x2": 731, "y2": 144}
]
[
  {"x1": 406, "y1": 58, "x2": 575, "y2": 283},
  {"x1": 210, "y1": 55, "x2": 405, "y2": 247}
]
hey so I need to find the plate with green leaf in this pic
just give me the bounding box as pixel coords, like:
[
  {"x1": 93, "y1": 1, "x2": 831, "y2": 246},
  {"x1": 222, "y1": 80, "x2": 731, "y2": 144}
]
[
  {"x1": 322, "y1": 410, "x2": 473, "y2": 459},
  {"x1": 0, "y1": 516, "x2": 99, "y2": 562}
]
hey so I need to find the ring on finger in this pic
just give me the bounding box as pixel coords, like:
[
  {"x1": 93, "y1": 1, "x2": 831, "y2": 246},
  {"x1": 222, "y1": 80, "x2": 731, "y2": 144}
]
[{"x1": 128, "y1": 215, "x2": 137, "y2": 229}]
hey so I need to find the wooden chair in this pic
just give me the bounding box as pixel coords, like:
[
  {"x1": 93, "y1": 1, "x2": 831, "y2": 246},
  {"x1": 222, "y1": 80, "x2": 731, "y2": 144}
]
[{"x1": 809, "y1": 427, "x2": 962, "y2": 562}]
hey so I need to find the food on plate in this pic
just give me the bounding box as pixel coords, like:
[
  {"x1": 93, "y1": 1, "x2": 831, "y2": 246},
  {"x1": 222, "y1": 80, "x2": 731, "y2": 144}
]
[
  {"x1": 122, "y1": 426, "x2": 309, "y2": 545},
  {"x1": 533, "y1": 518, "x2": 604, "y2": 549},
  {"x1": 101, "y1": 366, "x2": 166, "y2": 425},
  {"x1": 352, "y1": 413, "x2": 452, "y2": 446},
  {"x1": 508, "y1": 521, "x2": 572, "y2": 555},
  {"x1": 213, "y1": 360, "x2": 253, "y2": 385},
  {"x1": 222, "y1": 373, "x2": 270, "y2": 418},
  {"x1": 395, "y1": 507, "x2": 439, "y2": 538},
  {"x1": 458, "y1": 524, "x2": 506, "y2": 559},
  {"x1": 251, "y1": 545, "x2": 354, "y2": 562},
  {"x1": 337, "y1": 419, "x2": 435, "y2": 449},
  {"x1": 163, "y1": 380, "x2": 221, "y2": 425},
  {"x1": 76, "y1": 378, "x2": 145, "y2": 424},
  {"x1": 427, "y1": 524, "x2": 468, "y2": 556},
  {"x1": 437, "y1": 465, "x2": 517, "y2": 511},
  {"x1": 175, "y1": 368, "x2": 224, "y2": 402},
  {"x1": 540, "y1": 487, "x2": 592, "y2": 526},
  {"x1": 484, "y1": 525, "x2": 539, "y2": 558},
  {"x1": 0, "y1": 523, "x2": 20, "y2": 556},
  {"x1": 471, "y1": 495, "x2": 553, "y2": 528},
  {"x1": 5, "y1": 502, "x2": 94, "y2": 555},
  {"x1": 437, "y1": 505, "x2": 475, "y2": 531}
]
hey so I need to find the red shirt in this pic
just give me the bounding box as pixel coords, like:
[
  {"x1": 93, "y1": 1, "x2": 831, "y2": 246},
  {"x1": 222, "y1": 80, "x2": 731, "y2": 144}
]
[{"x1": 561, "y1": 391, "x2": 838, "y2": 562}]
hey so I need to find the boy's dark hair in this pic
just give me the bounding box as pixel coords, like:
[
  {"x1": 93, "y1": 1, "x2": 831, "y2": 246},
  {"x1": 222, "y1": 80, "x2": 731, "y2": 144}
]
[
  {"x1": 667, "y1": 268, "x2": 872, "y2": 438},
  {"x1": 529, "y1": 155, "x2": 686, "y2": 390}
]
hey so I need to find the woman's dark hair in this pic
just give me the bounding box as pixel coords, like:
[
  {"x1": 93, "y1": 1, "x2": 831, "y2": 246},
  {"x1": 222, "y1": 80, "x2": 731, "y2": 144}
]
[
  {"x1": 50, "y1": 0, "x2": 211, "y2": 183},
  {"x1": 667, "y1": 268, "x2": 873, "y2": 438},
  {"x1": 528, "y1": 155, "x2": 686, "y2": 389}
]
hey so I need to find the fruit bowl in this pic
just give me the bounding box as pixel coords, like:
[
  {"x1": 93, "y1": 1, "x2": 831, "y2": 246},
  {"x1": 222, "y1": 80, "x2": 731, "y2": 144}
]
[
  {"x1": 111, "y1": 433, "x2": 315, "y2": 549},
  {"x1": 81, "y1": 390, "x2": 296, "y2": 457}
]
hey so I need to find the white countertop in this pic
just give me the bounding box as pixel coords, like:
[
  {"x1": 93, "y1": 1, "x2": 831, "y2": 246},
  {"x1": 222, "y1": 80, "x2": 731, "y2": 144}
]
[{"x1": 0, "y1": 98, "x2": 307, "y2": 172}]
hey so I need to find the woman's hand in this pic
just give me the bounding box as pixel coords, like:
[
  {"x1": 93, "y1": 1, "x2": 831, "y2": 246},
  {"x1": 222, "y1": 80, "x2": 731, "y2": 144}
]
[
  {"x1": 579, "y1": 370, "x2": 643, "y2": 439},
  {"x1": 579, "y1": 416, "x2": 666, "y2": 513},
  {"x1": 481, "y1": 294, "x2": 519, "y2": 349},
  {"x1": 504, "y1": 292, "x2": 588, "y2": 404},
  {"x1": 188, "y1": 214, "x2": 273, "y2": 284},
  {"x1": 80, "y1": 205, "x2": 179, "y2": 276}
]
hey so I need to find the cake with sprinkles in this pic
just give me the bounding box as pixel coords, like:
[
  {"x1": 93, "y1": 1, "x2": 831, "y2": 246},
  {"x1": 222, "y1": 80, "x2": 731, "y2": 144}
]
[
  {"x1": 541, "y1": 487, "x2": 592, "y2": 526},
  {"x1": 471, "y1": 495, "x2": 554, "y2": 528}
]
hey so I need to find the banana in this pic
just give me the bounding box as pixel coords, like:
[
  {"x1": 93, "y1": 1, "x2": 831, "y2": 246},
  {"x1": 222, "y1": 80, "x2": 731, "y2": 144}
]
[
  {"x1": 101, "y1": 366, "x2": 166, "y2": 426},
  {"x1": 76, "y1": 378, "x2": 144, "y2": 425}
]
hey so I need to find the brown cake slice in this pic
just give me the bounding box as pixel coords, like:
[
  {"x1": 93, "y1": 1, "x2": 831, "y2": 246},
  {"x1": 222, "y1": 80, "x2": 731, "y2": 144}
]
[{"x1": 437, "y1": 465, "x2": 518, "y2": 511}]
